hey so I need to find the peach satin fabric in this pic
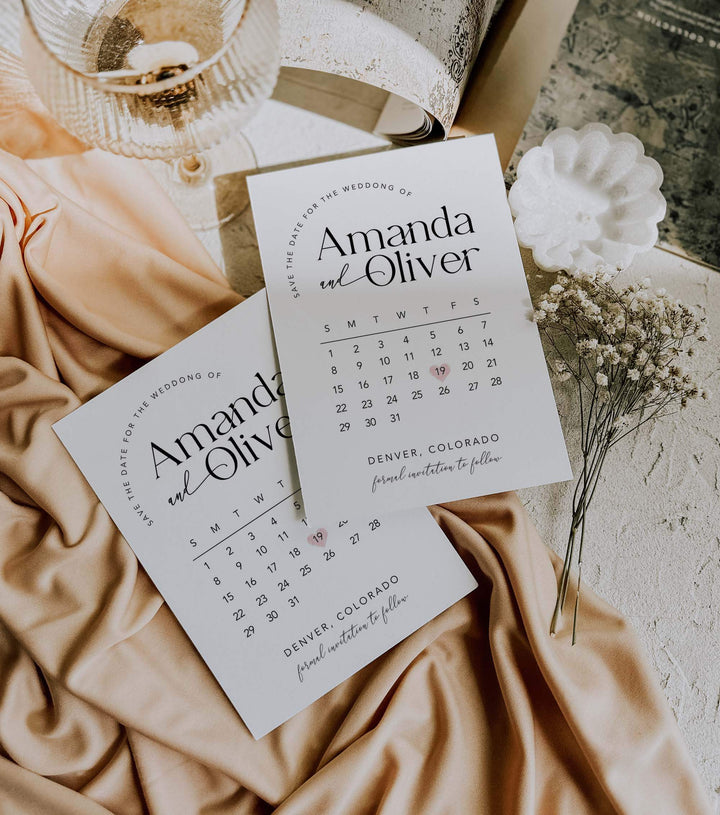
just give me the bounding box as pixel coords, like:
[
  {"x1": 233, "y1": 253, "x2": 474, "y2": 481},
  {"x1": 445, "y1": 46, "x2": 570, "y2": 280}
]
[{"x1": 0, "y1": 143, "x2": 712, "y2": 814}]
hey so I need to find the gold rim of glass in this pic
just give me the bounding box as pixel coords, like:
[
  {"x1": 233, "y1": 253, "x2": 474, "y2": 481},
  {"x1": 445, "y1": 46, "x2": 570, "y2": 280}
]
[{"x1": 20, "y1": 0, "x2": 251, "y2": 95}]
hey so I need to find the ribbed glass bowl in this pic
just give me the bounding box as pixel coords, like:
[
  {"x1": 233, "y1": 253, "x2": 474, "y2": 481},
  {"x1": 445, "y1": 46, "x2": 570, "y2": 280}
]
[{"x1": 21, "y1": 0, "x2": 280, "y2": 160}]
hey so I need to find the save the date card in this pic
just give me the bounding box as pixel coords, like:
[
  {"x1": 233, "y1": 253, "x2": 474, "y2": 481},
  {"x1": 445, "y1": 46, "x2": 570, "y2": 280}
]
[
  {"x1": 53, "y1": 292, "x2": 477, "y2": 739},
  {"x1": 248, "y1": 135, "x2": 572, "y2": 520}
]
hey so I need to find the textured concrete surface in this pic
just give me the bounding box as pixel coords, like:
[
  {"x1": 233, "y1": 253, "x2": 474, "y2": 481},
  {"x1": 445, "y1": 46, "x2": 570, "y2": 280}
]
[{"x1": 521, "y1": 250, "x2": 720, "y2": 808}]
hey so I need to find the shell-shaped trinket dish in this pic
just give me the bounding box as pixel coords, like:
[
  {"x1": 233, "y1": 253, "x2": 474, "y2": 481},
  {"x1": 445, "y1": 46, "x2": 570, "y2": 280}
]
[{"x1": 508, "y1": 123, "x2": 666, "y2": 273}]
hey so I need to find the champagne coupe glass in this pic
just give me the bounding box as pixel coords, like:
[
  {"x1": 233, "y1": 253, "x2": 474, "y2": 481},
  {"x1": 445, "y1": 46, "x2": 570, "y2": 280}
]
[{"x1": 20, "y1": 0, "x2": 280, "y2": 229}]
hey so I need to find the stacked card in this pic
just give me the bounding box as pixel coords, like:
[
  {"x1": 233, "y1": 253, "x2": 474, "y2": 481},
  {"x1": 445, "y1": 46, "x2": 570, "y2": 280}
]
[
  {"x1": 249, "y1": 134, "x2": 571, "y2": 521},
  {"x1": 55, "y1": 135, "x2": 570, "y2": 738}
]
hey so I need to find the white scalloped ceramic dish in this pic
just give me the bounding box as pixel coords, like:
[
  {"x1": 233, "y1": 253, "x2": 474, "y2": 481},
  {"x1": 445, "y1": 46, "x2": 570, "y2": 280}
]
[{"x1": 508, "y1": 123, "x2": 666, "y2": 273}]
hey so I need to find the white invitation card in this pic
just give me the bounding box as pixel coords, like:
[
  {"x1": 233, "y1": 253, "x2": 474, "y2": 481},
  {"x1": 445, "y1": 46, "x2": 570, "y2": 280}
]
[
  {"x1": 53, "y1": 293, "x2": 477, "y2": 739},
  {"x1": 248, "y1": 135, "x2": 572, "y2": 521}
]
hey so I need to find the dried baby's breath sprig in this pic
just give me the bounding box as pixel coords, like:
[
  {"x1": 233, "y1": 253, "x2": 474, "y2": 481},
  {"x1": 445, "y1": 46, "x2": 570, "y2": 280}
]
[{"x1": 534, "y1": 266, "x2": 709, "y2": 643}]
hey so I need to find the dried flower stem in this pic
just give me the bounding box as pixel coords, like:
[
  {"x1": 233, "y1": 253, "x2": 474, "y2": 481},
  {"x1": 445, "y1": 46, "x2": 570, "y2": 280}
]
[{"x1": 535, "y1": 268, "x2": 709, "y2": 642}]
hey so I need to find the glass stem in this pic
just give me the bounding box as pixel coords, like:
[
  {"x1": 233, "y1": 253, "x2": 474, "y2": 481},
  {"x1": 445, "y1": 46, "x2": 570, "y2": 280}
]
[{"x1": 177, "y1": 153, "x2": 210, "y2": 185}]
